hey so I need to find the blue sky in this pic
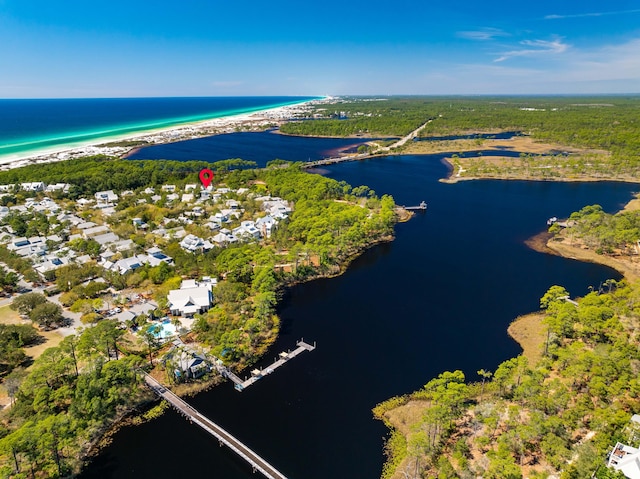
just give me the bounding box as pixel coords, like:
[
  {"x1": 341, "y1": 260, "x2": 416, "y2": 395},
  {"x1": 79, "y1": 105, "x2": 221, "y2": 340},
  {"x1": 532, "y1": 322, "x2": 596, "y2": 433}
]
[{"x1": 1, "y1": 0, "x2": 639, "y2": 97}]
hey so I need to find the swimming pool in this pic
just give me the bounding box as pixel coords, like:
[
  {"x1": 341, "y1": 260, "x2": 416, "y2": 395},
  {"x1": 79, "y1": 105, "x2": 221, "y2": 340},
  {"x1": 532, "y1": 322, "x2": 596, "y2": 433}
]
[{"x1": 147, "y1": 320, "x2": 178, "y2": 339}]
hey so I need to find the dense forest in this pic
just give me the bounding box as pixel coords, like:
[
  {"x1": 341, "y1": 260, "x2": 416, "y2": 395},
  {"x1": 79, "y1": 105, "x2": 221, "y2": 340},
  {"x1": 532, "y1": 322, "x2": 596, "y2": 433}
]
[
  {"x1": 0, "y1": 156, "x2": 256, "y2": 198},
  {"x1": 282, "y1": 96, "x2": 640, "y2": 180},
  {"x1": 281, "y1": 97, "x2": 439, "y2": 137}
]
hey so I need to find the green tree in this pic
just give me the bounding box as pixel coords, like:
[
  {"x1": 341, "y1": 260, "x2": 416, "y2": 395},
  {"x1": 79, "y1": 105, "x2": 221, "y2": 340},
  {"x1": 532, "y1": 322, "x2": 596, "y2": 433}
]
[
  {"x1": 10, "y1": 292, "x2": 47, "y2": 316},
  {"x1": 29, "y1": 302, "x2": 63, "y2": 329}
]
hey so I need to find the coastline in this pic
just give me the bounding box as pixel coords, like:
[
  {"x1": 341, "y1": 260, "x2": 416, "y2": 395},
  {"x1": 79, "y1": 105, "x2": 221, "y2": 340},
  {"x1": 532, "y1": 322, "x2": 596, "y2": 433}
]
[{"x1": 0, "y1": 98, "x2": 323, "y2": 171}]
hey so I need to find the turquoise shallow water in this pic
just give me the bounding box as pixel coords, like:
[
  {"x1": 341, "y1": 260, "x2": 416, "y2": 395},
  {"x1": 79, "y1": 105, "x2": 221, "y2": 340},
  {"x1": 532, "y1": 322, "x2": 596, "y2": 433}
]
[{"x1": 0, "y1": 96, "x2": 318, "y2": 160}]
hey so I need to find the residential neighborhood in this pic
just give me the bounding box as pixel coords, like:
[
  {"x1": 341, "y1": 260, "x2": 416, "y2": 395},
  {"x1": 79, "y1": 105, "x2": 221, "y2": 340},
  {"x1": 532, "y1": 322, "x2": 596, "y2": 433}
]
[{"x1": 0, "y1": 179, "x2": 292, "y2": 345}]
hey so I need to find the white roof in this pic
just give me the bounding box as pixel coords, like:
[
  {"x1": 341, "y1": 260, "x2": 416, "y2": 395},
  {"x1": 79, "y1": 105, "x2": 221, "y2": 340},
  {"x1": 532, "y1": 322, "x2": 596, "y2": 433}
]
[
  {"x1": 609, "y1": 442, "x2": 640, "y2": 479},
  {"x1": 168, "y1": 286, "x2": 212, "y2": 311}
]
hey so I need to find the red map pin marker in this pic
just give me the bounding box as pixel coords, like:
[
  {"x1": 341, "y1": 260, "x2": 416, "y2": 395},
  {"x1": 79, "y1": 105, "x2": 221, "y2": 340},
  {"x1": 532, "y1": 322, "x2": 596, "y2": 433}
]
[{"x1": 199, "y1": 168, "x2": 215, "y2": 188}]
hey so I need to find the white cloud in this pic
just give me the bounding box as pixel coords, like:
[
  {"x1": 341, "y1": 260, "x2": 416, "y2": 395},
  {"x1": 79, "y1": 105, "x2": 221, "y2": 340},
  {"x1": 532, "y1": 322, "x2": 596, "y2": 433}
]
[
  {"x1": 457, "y1": 28, "x2": 509, "y2": 41},
  {"x1": 417, "y1": 37, "x2": 640, "y2": 94},
  {"x1": 494, "y1": 38, "x2": 569, "y2": 62},
  {"x1": 545, "y1": 9, "x2": 640, "y2": 20}
]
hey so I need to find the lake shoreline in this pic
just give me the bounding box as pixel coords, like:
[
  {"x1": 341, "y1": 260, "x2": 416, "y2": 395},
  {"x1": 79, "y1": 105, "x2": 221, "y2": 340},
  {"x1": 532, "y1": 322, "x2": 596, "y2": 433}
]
[
  {"x1": 77, "y1": 209, "x2": 408, "y2": 471},
  {"x1": 376, "y1": 186, "x2": 639, "y2": 479}
]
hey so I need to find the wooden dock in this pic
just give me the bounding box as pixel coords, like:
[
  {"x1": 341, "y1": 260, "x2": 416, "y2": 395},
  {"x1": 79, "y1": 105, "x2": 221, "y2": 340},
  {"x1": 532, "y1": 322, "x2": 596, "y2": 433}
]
[
  {"x1": 214, "y1": 340, "x2": 316, "y2": 392},
  {"x1": 142, "y1": 372, "x2": 288, "y2": 479},
  {"x1": 403, "y1": 201, "x2": 428, "y2": 211}
]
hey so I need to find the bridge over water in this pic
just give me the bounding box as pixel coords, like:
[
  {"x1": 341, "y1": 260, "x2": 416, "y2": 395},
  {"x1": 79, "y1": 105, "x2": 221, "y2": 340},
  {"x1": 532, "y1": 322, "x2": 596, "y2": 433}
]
[{"x1": 142, "y1": 373, "x2": 288, "y2": 479}]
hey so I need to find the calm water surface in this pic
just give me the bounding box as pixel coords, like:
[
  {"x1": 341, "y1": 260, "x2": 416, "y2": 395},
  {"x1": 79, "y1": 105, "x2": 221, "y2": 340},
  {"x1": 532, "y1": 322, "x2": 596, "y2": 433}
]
[
  {"x1": 80, "y1": 153, "x2": 637, "y2": 479},
  {"x1": 127, "y1": 130, "x2": 374, "y2": 167}
]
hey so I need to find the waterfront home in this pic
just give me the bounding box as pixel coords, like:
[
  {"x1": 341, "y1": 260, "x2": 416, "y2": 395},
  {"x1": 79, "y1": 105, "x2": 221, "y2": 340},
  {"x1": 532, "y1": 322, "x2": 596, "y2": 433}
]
[{"x1": 174, "y1": 350, "x2": 210, "y2": 380}]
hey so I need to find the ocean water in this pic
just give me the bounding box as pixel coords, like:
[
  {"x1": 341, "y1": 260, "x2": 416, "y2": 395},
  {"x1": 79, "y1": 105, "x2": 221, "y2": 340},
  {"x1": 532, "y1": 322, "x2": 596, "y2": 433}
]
[{"x1": 0, "y1": 96, "x2": 318, "y2": 160}]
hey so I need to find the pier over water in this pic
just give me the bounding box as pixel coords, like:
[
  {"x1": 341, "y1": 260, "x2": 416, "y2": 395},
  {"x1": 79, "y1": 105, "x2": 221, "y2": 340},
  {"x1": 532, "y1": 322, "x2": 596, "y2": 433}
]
[
  {"x1": 215, "y1": 340, "x2": 316, "y2": 391},
  {"x1": 142, "y1": 373, "x2": 288, "y2": 479}
]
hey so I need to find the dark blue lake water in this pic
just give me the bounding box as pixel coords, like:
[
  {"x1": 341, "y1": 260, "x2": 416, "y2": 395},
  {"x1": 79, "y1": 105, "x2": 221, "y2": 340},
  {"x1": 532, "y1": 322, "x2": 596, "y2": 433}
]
[
  {"x1": 80, "y1": 152, "x2": 637, "y2": 479},
  {"x1": 126, "y1": 130, "x2": 373, "y2": 167},
  {"x1": 416, "y1": 131, "x2": 521, "y2": 141}
]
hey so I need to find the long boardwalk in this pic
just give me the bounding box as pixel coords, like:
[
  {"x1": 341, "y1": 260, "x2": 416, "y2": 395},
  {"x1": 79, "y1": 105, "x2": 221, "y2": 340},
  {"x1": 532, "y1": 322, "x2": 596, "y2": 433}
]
[
  {"x1": 142, "y1": 373, "x2": 288, "y2": 479},
  {"x1": 214, "y1": 340, "x2": 316, "y2": 391}
]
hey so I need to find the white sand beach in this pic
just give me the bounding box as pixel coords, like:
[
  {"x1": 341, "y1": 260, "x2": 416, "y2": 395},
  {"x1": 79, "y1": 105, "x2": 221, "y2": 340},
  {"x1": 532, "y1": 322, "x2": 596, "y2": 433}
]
[{"x1": 0, "y1": 99, "x2": 324, "y2": 170}]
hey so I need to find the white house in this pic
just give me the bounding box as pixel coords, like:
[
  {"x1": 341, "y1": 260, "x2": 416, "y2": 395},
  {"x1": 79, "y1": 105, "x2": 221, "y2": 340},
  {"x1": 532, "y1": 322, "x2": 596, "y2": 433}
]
[
  {"x1": 168, "y1": 280, "x2": 214, "y2": 317},
  {"x1": 233, "y1": 221, "x2": 261, "y2": 241},
  {"x1": 607, "y1": 442, "x2": 640, "y2": 479},
  {"x1": 113, "y1": 256, "x2": 144, "y2": 274},
  {"x1": 82, "y1": 225, "x2": 110, "y2": 239},
  {"x1": 94, "y1": 190, "x2": 119, "y2": 203},
  {"x1": 45, "y1": 183, "x2": 71, "y2": 193},
  {"x1": 256, "y1": 215, "x2": 277, "y2": 238},
  {"x1": 20, "y1": 182, "x2": 45, "y2": 192},
  {"x1": 179, "y1": 234, "x2": 213, "y2": 253}
]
